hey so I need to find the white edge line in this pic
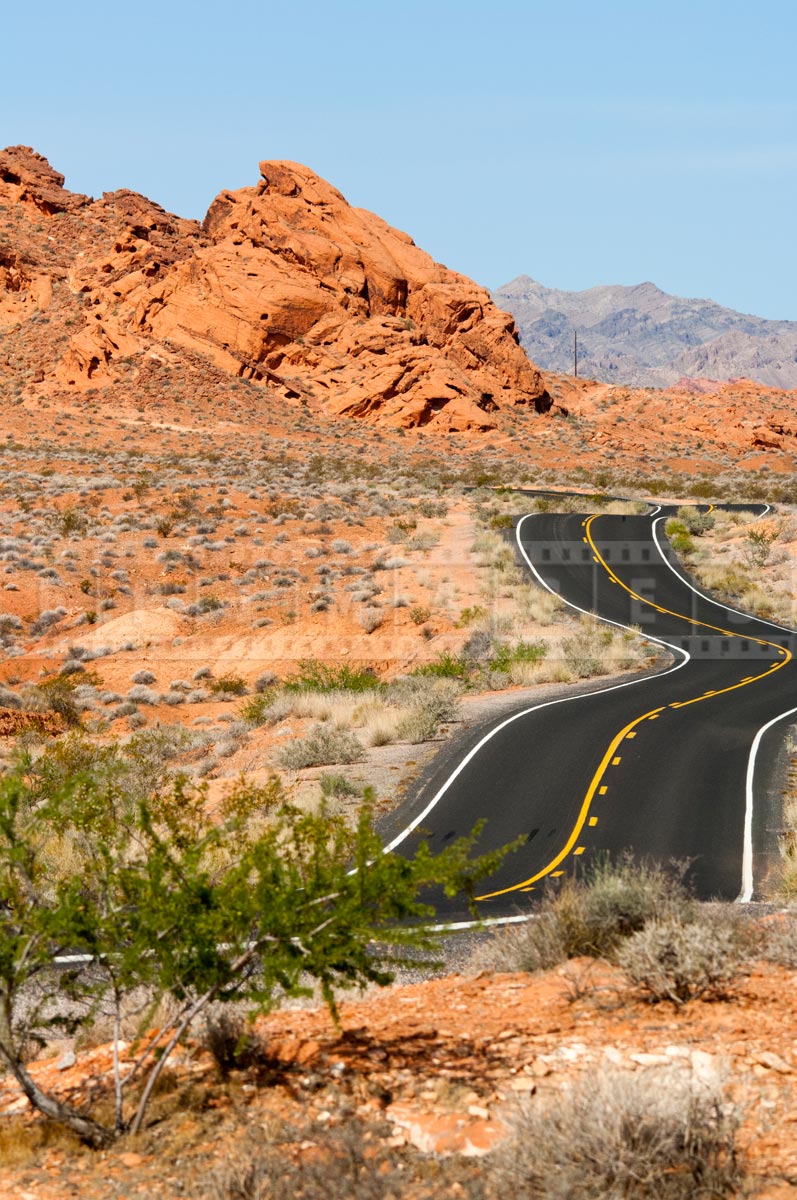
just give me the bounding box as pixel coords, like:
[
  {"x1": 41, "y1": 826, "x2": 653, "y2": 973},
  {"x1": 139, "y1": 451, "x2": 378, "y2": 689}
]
[
  {"x1": 651, "y1": 510, "x2": 796, "y2": 903},
  {"x1": 651, "y1": 515, "x2": 793, "y2": 634},
  {"x1": 740, "y1": 706, "x2": 797, "y2": 903},
  {"x1": 379, "y1": 511, "x2": 686, "y2": 931}
]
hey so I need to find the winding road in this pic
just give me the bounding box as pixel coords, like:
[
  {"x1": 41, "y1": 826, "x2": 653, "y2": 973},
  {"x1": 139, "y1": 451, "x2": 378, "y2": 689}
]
[{"x1": 380, "y1": 503, "x2": 797, "y2": 920}]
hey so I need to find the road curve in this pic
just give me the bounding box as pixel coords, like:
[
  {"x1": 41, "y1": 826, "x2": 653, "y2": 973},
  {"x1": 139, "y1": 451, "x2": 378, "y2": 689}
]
[{"x1": 379, "y1": 505, "x2": 797, "y2": 920}]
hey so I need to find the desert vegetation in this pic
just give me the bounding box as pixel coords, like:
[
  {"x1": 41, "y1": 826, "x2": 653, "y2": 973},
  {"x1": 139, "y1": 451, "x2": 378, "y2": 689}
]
[{"x1": 0, "y1": 745, "x2": 506, "y2": 1145}]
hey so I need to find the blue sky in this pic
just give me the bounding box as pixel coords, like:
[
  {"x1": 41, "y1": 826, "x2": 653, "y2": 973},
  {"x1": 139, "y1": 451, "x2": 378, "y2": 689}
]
[{"x1": 4, "y1": 0, "x2": 796, "y2": 319}]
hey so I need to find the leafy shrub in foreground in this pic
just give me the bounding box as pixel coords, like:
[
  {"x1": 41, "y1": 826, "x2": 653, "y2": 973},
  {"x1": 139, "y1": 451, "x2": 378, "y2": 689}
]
[{"x1": 0, "y1": 761, "x2": 506, "y2": 1146}]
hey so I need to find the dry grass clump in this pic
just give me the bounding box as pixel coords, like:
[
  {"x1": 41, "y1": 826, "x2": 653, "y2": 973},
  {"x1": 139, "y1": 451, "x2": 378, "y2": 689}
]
[
  {"x1": 198, "y1": 1116, "x2": 490, "y2": 1200},
  {"x1": 761, "y1": 913, "x2": 797, "y2": 967},
  {"x1": 277, "y1": 722, "x2": 365, "y2": 769},
  {"x1": 615, "y1": 908, "x2": 754, "y2": 1005},
  {"x1": 470, "y1": 858, "x2": 692, "y2": 974},
  {"x1": 495, "y1": 1067, "x2": 741, "y2": 1199}
]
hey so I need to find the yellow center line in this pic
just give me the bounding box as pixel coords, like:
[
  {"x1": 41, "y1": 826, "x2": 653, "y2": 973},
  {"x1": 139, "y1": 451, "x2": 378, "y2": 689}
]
[
  {"x1": 476, "y1": 707, "x2": 664, "y2": 899},
  {"x1": 477, "y1": 511, "x2": 793, "y2": 902}
]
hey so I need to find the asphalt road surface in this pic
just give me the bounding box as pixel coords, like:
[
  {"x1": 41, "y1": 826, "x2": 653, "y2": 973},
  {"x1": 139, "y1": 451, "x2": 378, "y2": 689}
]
[{"x1": 380, "y1": 505, "x2": 797, "y2": 921}]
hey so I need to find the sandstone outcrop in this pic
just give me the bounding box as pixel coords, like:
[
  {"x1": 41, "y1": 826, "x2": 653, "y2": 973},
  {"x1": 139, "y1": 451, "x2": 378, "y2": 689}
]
[
  {"x1": 0, "y1": 145, "x2": 89, "y2": 214},
  {"x1": 0, "y1": 148, "x2": 550, "y2": 429}
]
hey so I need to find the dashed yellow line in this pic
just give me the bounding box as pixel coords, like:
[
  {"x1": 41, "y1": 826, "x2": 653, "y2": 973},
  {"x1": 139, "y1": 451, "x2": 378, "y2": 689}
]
[{"x1": 477, "y1": 512, "x2": 792, "y2": 902}]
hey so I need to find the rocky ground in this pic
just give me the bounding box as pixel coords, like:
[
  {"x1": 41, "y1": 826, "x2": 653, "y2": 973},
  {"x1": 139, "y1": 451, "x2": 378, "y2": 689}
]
[{"x1": 4, "y1": 951, "x2": 797, "y2": 1198}]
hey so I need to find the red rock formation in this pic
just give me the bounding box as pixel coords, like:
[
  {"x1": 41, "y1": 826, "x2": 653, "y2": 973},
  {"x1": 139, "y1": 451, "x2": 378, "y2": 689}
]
[
  {"x1": 138, "y1": 160, "x2": 551, "y2": 428},
  {"x1": 0, "y1": 148, "x2": 551, "y2": 429}
]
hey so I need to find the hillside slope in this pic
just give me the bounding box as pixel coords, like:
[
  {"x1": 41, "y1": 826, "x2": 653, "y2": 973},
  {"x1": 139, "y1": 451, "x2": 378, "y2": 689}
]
[{"x1": 494, "y1": 275, "x2": 797, "y2": 389}]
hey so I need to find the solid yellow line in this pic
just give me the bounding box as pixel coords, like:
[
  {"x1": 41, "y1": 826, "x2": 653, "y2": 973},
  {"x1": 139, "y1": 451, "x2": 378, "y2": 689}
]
[
  {"x1": 585, "y1": 515, "x2": 792, "y2": 690},
  {"x1": 475, "y1": 707, "x2": 664, "y2": 899}
]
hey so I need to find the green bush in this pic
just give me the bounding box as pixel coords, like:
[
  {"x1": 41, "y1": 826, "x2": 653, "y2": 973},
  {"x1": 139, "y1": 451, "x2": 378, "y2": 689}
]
[
  {"x1": 283, "y1": 659, "x2": 380, "y2": 694},
  {"x1": 210, "y1": 674, "x2": 248, "y2": 696},
  {"x1": 489, "y1": 639, "x2": 547, "y2": 674},
  {"x1": 0, "y1": 759, "x2": 507, "y2": 1146},
  {"x1": 239, "y1": 693, "x2": 273, "y2": 727},
  {"x1": 412, "y1": 652, "x2": 470, "y2": 681}
]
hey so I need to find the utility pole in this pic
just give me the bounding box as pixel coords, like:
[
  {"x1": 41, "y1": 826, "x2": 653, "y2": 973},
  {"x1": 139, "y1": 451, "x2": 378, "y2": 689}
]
[{"x1": 574, "y1": 330, "x2": 578, "y2": 378}]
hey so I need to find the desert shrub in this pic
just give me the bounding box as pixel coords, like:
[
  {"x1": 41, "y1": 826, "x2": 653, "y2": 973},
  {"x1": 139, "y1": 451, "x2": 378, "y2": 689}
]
[
  {"x1": 210, "y1": 674, "x2": 248, "y2": 696},
  {"x1": 394, "y1": 678, "x2": 463, "y2": 743},
  {"x1": 665, "y1": 519, "x2": 696, "y2": 556},
  {"x1": 762, "y1": 914, "x2": 797, "y2": 967},
  {"x1": 283, "y1": 659, "x2": 379, "y2": 694},
  {"x1": 30, "y1": 607, "x2": 67, "y2": 637},
  {"x1": 416, "y1": 497, "x2": 447, "y2": 518},
  {"x1": 23, "y1": 675, "x2": 85, "y2": 727},
  {"x1": 358, "y1": 606, "x2": 384, "y2": 633},
  {"x1": 470, "y1": 858, "x2": 692, "y2": 973},
  {"x1": 131, "y1": 669, "x2": 157, "y2": 685},
  {"x1": 496, "y1": 1067, "x2": 741, "y2": 1199},
  {"x1": 457, "y1": 605, "x2": 487, "y2": 627},
  {"x1": 743, "y1": 524, "x2": 781, "y2": 569},
  {"x1": 239, "y1": 694, "x2": 273, "y2": 727},
  {"x1": 0, "y1": 762, "x2": 505, "y2": 1147},
  {"x1": 197, "y1": 595, "x2": 224, "y2": 613},
  {"x1": 278, "y1": 723, "x2": 365, "y2": 769},
  {"x1": 676, "y1": 505, "x2": 715, "y2": 535},
  {"x1": 616, "y1": 909, "x2": 753, "y2": 1005},
  {"x1": 560, "y1": 619, "x2": 613, "y2": 678},
  {"x1": 489, "y1": 639, "x2": 547, "y2": 674},
  {"x1": 413, "y1": 651, "x2": 470, "y2": 681},
  {"x1": 461, "y1": 628, "x2": 493, "y2": 665},
  {"x1": 199, "y1": 1115, "x2": 490, "y2": 1200},
  {"x1": 395, "y1": 707, "x2": 440, "y2": 743},
  {"x1": 406, "y1": 530, "x2": 440, "y2": 552},
  {"x1": 319, "y1": 772, "x2": 362, "y2": 798},
  {"x1": 0, "y1": 613, "x2": 23, "y2": 644},
  {"x1": 254, "y1": 671, "x2": 277, "y2": 693}
]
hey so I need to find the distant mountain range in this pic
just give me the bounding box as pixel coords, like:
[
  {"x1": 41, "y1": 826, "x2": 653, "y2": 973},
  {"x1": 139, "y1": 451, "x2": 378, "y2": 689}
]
[{"x1": 492, "y1": 276, "x2": 797, "y2": 389}]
